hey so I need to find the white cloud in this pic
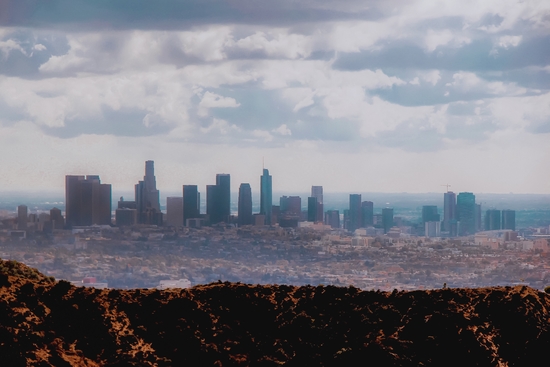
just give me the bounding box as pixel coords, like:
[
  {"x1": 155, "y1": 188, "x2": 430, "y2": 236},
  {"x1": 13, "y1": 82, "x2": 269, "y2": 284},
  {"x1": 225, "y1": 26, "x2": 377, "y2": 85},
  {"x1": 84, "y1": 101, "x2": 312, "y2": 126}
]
[
  {"x1": 234, "y1": 31, "x2": 312, "y2": 59},
  {"x1": 200, "y1": 118, "x2": 240, "y2": 134},
  {"x1": 197, "y1": 91, "x2": 240, "y2": 117},
  {"x1": 0, "y1": 39, "x2": 26, "y2": 58},
  {"x1": 497, "y1": 35, "x2": 522, "y2": 49},
  {"x1": 272, "y1": 124, "x2": 292, "y2": 136},
  {"x1": 424, "y1": 29, "x2": 471, "y2": 52},
  {"x1": 251, "y1": 129, "x2": 273, "y2": 141}
]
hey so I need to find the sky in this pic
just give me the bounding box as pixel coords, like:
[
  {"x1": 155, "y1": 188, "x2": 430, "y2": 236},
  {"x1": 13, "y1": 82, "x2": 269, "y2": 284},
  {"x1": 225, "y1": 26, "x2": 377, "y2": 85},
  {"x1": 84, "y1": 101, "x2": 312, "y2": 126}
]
[{"x1": 0, "y1": 0, "x2": 549, "y2": 195}]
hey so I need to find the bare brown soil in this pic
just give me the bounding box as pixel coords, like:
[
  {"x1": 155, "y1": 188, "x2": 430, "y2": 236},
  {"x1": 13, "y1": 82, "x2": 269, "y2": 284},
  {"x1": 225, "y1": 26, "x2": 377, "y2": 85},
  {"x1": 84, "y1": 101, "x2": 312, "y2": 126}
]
[{"x1": 1, "y1": 258, "x2": 549, "y2": 366}]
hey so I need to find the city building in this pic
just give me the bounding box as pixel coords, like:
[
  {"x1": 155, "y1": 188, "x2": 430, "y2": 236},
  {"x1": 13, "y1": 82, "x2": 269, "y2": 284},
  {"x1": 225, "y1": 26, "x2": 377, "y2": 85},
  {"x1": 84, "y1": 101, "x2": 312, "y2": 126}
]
[
  {"x1": 325, "y1": 210, "x2": 340, "y2": 229},
  {"x1": 206, "y1": 184, "x2": 220, "y2": 224},
  {"x1": 49, "y1": 207, "x2": 65, "y2": 230},
  {"x1": 485, "y1": 209, "x2": 501, "y2": 231},
  {"x1": 307, "y1": 197, "x2": 318, "y2": 222},
  {"x1": 260, "y1": 169, "x2": 272, "y2": 225},
  {"x1": 65, "y1": 175, "x2": 112, "y2": 227},
  {"x1": 475, "y1": 203, "x2": 482, "y2": 232},
  {"x1": 238, "y1": 183, "x2": 253, "y2": 226},
  {"x1": 382, "y1": 208, "x2": 394, "y2": 234},
  {"x1": 349, "y1": 194, "x2": 362, "y2": 232},
  {"x1": 361, "y1": 201, "x2": 374, "y2": 227},
  {"x1": 425, "y1": 221, "x2": 441, "y2": 237},
  {"x1": 280, "y1": 196, "x2": 301, "y2": 217},
  {"x1": 422, "y1": 205, "x2": 440, "y2": 224},
  {"x1": 17, "y1": 205, "x2": 27, "y2": 230},
  {"x1": 183, "y1": 185, "x2": 200, "y2": 225},
  {"x1": 115, "y1": 208, "x2": 137, "y2": 226},
  {"x1": 165, "y1": 197, "x2": 184, "y2": 227},
  {"x1": 216, "y1": 174, "x2": 231, "y2": 223},
  {"x1": 502, "y1": 209, "x2": 516, "y2": 231},
  {"x1": 443, "y1": 191, "x2": 456, "y2": 233},
  {"x1": 135, "y1": 161, "x2": 162, "y2": 226},
  {"x1": 456, "y1": 192, "x2": 476, "y2": 236},
  {"x1": 311, "y1": 186, "x2": 324, "y2": 222}
]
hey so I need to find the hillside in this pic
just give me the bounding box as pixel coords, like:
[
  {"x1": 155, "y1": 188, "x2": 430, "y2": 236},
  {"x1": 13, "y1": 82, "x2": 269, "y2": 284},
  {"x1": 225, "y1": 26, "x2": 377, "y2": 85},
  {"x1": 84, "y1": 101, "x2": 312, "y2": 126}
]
[{"x1": 1, "y1": 258, "x2": 549, "y2": 366}]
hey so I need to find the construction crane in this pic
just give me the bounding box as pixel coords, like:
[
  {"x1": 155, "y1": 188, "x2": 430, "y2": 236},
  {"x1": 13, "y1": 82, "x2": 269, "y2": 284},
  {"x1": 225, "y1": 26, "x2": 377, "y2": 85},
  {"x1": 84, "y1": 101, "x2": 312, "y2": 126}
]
[{"x1": 441, "y1": 184, "x2": 451, "y2": 192}]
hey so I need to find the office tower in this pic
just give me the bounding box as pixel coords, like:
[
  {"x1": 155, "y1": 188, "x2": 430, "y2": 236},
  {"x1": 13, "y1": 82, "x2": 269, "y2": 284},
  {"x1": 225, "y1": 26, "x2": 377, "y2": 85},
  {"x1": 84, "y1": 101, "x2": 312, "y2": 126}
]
[
  {"x1": 343, "y1": 209, "x2": 350, "y2": 230},
  {"x1": 271, "y1": 205, "x2": 280, "y2": 225},
  {"x1": 382, "y1": 208, "x2": 394, "y2": 234},
  {"x1": 456, "y1": 192, "x2": 476, "y2": 236},
  {"x1": 484, "y1": 209, "x2": 501, "y2": 231},
  {"x1": 443, "y1": 191, "x2": 456, "y2": 232},
  {"x1": 238, "y1": 183, "x2": 253, "y2": 226},
  {"x1": 66, "y1": 175, "x2": 112, "y2": 227},
  {"x1": 206, "y1": 184, "x2": 221, "y2": 224},
  {"x1": 425, "y1": 221, "x2": 441, "y2": 237},
  {"x1": 349, "y1": 194, "x2": 362, "y2": 232},
  {"x1": 166, "y1": 197, "x2": 184, "y2": 227},
  {"x1": 502, "y1": 209, "x2": 516, "y2": 231},
  {"x1": 116, "y1": 208, "x2": 137, "y2": 226},
  {"x1": 311, "y1": 186, "x2": 324, "y2": 224},
  {"x1": 50, "y1": 207, "x2": 64, "y2": 230},
  {"x1": 285, "y1": 196, "x2": 301, "y2": 216},
  {"x1": 260, "y1": 169, "x2": 272, "y2": 225},
  {"x1": 422, "y1": 205, "x2": 440, "y2": 224},
  {"x1": 135, "y1": 161, "x2": 162, "y2": 225},
  {"x1": 17, "y1": 205, "x2": 27, "y2": 230},
  {"x1": 325, "y1": 210, "x2": 340, "y2": 229},
  {"x1": 183, "y1": 185, "x2": 200, "y2": 226},
  {"x1": 361, "y1": 201, "x2": 374, "y2": 227},
  {"x1": 307, "y1": 197, "x2": 318, "y2": 222},
  {"x1": 216, "y1": 174, "x2": 231, "y2": 222},
  {"x1": 475, "y1": 203, "x2": 482, "y2": 232}
]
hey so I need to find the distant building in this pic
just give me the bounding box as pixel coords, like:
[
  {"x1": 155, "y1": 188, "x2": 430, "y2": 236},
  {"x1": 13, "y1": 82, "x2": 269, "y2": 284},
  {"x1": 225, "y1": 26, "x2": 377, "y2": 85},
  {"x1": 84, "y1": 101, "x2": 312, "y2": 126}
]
[
  {"x1": 382, "y1": 208, "x2": 394, "y2": 234},
  {"x1": 183, "y1": 185, "x2": 200, "y2": 225},
  {"x1": 485, "y1": 209, "x2": 501, "y2": 231},
  {"x1": 135, "y1": 161, "x2": 162, "y2": 226},
  {"x1": 475, "y1": 203, "x2": 482, "y2": 232},
  {"x1": 456, "y1": 192, "x2": 476, "y2": 236},
  {"x1": 17, "y1": 205, "x2": 27, "y2": 230},
  {"x1": 307, "y1": 197, "x2": 318, "y2": 222},
  {"x1": 216, "y1": 174, "x2": 231, "y2": 223},
  {"x1": 422, "y1": 205, "x2": 440, "y2": 224},
  {"x1": 502, "y1": 209, "x2": 516, "y2": 231},
  {"x1": 65, "y1": 175, "x2": 111, "y2": 227},
  {"x1": 260, "y1": 169, "x2": 272, "y2": 225},
  {"x1": 425, "y1": 221, "x2": 441, "y2": 237},
  {"x1": 325, "y1": 210, "x2": 340, "y2": 229},
  {"x1": 280, "y1": 196, "x2": 301, "y2": 217},
  {"x1": 311, "y1": 186, "x2": 323, "y2": 224},
  {"x1": 238, "y1": 183, "x2": 253, "y2": 226},
  {"x1": 50, "y1": 207, "x2": 65, "y2": 230},
  {"x1": 206, "y1": 184, "x2": 220, "y2": 224},
  {"x1": 116, "y1": 208, "x2": 137, "y2": 226},
  {"x1": 166, "y1": 197, "x2": 184, "y2": 227},
  {"x1": 443, "y1": 191, "x2": 456, "y2": 233},
  {"x1": 361, "y1": 201, "x2": 374, "y2": 227},
  {"x1": 349, "y1": 194, "x2": 362, "y2": 232}
]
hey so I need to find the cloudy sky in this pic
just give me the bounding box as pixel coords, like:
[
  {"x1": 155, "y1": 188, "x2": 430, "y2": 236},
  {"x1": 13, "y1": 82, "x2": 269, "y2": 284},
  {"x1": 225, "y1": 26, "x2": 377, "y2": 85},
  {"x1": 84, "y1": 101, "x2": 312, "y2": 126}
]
[{"x1": 0, "y1": 0, "x2": 549, "y2": 195}]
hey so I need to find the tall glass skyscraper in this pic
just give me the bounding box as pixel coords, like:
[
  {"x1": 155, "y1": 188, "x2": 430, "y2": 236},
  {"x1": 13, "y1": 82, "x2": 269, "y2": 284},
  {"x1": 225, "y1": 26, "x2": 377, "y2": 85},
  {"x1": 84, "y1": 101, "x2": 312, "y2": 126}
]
[
  {"x1": 349, "y1": 194, "x2": 362, "y2": 232},
  {"x1": 443, "y1": 191, "x2": 456, "y2": 233},
  {"x1": 457, "y1": 192, "x2": 476, "y2": 236},
  {"x1": 238, "y1": 183, "x2": 253, "y2": 226},
  {"x1": 260, "y1": 169, "x2": 272, "y2": 225}
]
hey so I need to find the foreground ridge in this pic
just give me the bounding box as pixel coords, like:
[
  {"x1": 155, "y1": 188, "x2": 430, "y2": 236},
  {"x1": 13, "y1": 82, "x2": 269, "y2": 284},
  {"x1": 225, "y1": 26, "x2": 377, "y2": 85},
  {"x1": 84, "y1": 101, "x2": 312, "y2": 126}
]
[{"x1": 1, "y1": 258, "x2": 549, "y2": 366}]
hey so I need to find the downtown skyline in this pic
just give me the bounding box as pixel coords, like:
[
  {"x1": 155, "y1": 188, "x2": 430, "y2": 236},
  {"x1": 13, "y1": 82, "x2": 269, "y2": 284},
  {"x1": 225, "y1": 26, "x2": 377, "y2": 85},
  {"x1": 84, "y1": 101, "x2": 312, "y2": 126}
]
[{"x1": 0, "y1": 1, "x2": 549, "y2": 194}]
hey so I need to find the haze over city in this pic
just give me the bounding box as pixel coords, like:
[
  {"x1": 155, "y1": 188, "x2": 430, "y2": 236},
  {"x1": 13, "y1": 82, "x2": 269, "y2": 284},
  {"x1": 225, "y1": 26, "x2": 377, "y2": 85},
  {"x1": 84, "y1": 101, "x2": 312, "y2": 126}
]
[{"x1": 0, "y1": 0, "x2": 549, "y2": 194}]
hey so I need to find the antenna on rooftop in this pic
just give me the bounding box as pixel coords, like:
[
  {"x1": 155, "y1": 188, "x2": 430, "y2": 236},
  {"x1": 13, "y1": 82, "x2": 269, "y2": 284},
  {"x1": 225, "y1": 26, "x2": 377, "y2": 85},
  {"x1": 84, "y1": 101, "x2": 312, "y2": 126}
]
[{"x1": 441, "y1": 184, "x2": 451, "y2": 192}]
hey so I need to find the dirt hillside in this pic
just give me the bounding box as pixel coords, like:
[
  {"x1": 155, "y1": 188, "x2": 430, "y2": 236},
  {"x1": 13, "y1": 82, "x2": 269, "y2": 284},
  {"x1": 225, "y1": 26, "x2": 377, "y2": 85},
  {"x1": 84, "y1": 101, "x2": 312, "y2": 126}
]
[{"x1": 1, "y1": 258, "x2": 549, "y2": 366}]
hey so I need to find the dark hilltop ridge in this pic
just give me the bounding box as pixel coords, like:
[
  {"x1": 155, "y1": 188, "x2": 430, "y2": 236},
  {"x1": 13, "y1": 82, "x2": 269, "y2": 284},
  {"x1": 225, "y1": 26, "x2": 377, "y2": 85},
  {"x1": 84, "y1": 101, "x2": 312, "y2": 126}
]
[{"x1": 1, "y1": 259, "x2": 550, "y2": 366}]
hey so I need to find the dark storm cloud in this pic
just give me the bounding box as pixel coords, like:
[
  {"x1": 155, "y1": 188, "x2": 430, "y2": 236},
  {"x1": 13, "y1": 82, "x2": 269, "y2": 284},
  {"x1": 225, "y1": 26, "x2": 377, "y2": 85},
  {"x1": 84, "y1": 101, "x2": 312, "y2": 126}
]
[{"x1": 0, "y1": 0, "x2": 382, "y2": 30}]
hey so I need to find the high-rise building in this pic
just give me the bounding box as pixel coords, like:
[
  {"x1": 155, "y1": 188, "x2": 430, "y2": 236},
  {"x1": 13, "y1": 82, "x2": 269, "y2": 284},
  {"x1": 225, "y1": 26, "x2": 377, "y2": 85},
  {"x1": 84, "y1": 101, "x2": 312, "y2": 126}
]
[
  {"x1": 307, "y1": 197, "x2": 318, "y2": 222},
  {"x1": 422, "y1": 205, "x2": 440, "y2": 224},
  {"x1": 443, "y1": 191, "x2": 456, "y2": 233},
  {"x1": 280, "y1": 196, "x2": 301, "y2": 217},
  {"x1": 183, "y1": 185, "x2": 200, "y2": 226},
  {"x1": 206, "y1": 184, "x2": 221, "y2": 224},
  {"x1": 361, "y1": 201, "x2": 374, "y2": 227},
  {"x1": 216, "y1": 174, "x2": 231, "y2": 223},
  {"x1": 349, "y1": 194, "x2": 362, "y2": 232},
  {"x1": 166, "y1": 197, "x2": 184, "y2": 227},
  {"x1": 475, "y1": 203, "x2": 482, "y2": 232},
  {"x1": 50, "y1": 207, "x2": 65, "y2": 230},
  {"x1": 382, "y1": 208, "x2": 394, "y2": 234},
  {"x1": 325, "y1": 210, "x2": 340, "y2": 229},
  {"x1": 65, "y1": 175, "x2": 111, "y2": 227},
  {"x1": 260, "y1": 169, "x2": 272, "y2": 225},
  {"x1": 456, "y1": 192, "x2": 476, "y2": 236},
  {"x1": 502, "y1": 209, "x2": 516, "y2": 231},
  {"x1": 238, "y1": 183, "x2": 253, "y2": 226},
  {"x1": 311, "y1": 186, "x2": 324, "y2": 224},
  {"x1": 484, "y1": 209, "x2": 501, "y2": 231},
  {"x1": 135, "y1": 161, "x2": 162, "y2": 225},
  {"x1": 17, "y1": 205, "x2": 27, "y2": 230}
]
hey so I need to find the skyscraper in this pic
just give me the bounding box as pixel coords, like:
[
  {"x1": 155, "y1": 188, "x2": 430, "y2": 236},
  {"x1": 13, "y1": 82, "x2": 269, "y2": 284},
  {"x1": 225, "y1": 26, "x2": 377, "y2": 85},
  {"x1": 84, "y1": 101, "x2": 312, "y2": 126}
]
[
  {"x1": 361, "y1": 201, "x2": 374, "y2": 227},
  {"x1": 502, "y1": 209, "x2": 516, "y2": 231},
  {"x1": 238, "y1": 183, "x2": 253, "y2": 226},
  {"x1": 17, "y1": 205, "x2": 27, "y2": 230},
  {"x1": 307, "y1": 197, "x2": 318, "y2": 222},
  {"x1": 65, "y1": 175, "x2": 111, "y2": 227},
  {"x1": 484, "y1": 209, "x2": 501, "y2": 231},
  {"x1": 260, "y1": 169, "x2": 272, "y2": 225},
  {"x1": 325, "y1": 210, "x2": 340, "y2": 229},
  {"x1": 166, "y1": 197, "x2": 184, "y2": 227},
  {"x1": 216, "y1": 174, "x2": 231, "y2": 223},
  {"x1": 50, "y1": 207, "x2": 65, "y2": 230},
  {"x1": 183, "y1": 185, "x2": 200, "y2": 226},
  {"x1": 456, "y1": 192, "x2": 476, "y2": 236},
  {"x1": 443, "y1": 191, "x2": 456, "y2": 233},
  {"x1": 349, "y1": 194, "x2": 362, "y2": 232},
  {"x1": 422, "y1": 205, "x2": 440, "y2": 224},
  {"x1": 206, "y1": 184, "x2": 221, "y2": 224},
  {"x1": 311, "y1": 186, "x2": 323, "y2": 224},
  {"x1": 135, "y1": 161, "x2": 162, "y2": 225},
  {"x1": 382, "y1": 208, "x2": 394, "y2": 234}
]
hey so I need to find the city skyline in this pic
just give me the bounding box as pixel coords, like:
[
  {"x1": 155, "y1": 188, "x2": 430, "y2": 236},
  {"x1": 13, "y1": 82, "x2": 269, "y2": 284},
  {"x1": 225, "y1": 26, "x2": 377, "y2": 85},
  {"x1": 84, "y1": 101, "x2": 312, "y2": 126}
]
[{"x1": 0, "y1": 1, "x2": 549, "y2": 194}]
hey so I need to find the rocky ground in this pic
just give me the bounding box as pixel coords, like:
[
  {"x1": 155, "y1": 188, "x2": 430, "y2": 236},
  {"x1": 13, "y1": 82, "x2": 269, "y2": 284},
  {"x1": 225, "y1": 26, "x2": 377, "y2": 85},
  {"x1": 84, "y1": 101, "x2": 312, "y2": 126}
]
[{"x1": 1, "y1": 258, "x2": 549, "y2": 366}]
